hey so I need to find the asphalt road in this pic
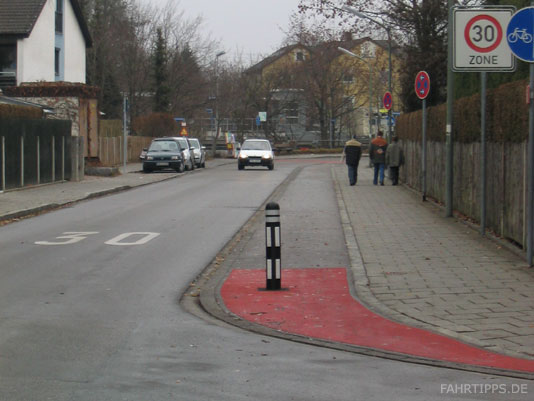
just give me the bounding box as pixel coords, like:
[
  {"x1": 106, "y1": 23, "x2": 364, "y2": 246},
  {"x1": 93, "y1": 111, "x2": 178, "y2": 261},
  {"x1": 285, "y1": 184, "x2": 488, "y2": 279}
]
[{"x1": 0, "y1": 160, "x2": 531, "y2": 400}]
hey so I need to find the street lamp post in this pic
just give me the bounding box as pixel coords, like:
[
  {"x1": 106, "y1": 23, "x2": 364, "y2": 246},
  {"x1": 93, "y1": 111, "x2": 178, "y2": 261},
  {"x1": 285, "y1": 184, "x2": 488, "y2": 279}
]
[
  {"x1": 213, "y1": 51, "x2": 226, "y2": 156},
  {"x1": 338, "y1": 47, "x2": 374, "y2": 139},
  {"x1": 342, "y1": 6, "x2": 392, "y2": 142}
]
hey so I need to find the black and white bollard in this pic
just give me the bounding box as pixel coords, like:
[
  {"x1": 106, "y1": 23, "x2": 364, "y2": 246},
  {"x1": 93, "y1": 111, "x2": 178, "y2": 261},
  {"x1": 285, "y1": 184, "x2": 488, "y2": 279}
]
[{"x1": 265, "y1": 202, "x2": 281, "y2": 290}]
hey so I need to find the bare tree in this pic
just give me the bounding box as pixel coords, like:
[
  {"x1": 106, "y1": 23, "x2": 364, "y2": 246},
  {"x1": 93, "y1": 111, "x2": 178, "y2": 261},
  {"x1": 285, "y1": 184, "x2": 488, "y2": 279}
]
[
  {"x1": 282, "y1": 18, "x2": 369, "y2": 143},
  {"x1": 298, "y1": 0, "x2": 478, "y2": 111}
]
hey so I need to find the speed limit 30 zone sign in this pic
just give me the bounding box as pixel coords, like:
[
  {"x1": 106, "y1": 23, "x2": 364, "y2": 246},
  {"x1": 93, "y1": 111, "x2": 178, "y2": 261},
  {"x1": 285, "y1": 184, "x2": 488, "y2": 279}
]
[{"x1": 453, "y1": 7, "x2": 516, "y2": 72}]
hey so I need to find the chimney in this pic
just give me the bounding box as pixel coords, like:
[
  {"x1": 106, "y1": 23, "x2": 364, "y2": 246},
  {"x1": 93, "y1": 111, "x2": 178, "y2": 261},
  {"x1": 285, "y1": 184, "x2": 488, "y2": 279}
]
[{"x1": 342, "y1": 31, "x2": 354, "y2": 42}]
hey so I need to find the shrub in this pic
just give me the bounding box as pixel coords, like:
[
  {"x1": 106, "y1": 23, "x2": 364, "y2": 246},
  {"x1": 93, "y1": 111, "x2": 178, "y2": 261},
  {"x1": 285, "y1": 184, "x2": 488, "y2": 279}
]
[{"x1": 131, "y1": 113, "x2": 177, "y2": 137}]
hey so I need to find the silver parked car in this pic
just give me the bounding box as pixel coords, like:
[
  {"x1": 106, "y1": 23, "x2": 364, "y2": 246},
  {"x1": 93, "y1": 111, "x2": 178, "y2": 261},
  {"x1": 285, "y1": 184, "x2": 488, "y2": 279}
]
[
  {"x1": 188, "y1": 138, "x2": 206, "y2": 168},
  {"x1": 170, "y1": 137, "x2": 195, "y2": 171}
]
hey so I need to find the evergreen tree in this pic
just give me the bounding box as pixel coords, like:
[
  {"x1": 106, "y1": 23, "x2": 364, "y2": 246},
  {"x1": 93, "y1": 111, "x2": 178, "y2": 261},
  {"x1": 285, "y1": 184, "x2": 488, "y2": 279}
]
[{"x1": 153, "y1": 28, "x2": 171, "y2": 113}]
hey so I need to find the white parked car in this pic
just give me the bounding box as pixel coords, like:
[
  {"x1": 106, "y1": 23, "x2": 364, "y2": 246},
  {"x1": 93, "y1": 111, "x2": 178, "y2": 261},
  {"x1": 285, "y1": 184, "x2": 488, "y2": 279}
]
[
  {"x1": 188, "y1": 138, "x2": 206, "y2": 168},
  {"x1": 237, "y1": 139, "x2": 274, "y2": 170}
]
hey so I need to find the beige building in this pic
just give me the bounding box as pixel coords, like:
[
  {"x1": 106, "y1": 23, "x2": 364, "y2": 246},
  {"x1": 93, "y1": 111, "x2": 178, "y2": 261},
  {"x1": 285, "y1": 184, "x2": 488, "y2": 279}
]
[{"x1": 245, "y1": 36, "x2": 404, "y2": 144}]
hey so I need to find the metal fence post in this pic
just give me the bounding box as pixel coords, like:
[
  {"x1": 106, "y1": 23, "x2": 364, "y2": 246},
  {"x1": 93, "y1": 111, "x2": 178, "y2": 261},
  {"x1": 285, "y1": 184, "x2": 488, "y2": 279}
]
[
  {"x1": 265, "y1": 202, "x2": 281, "y2": 290},
  {"x1": 52, "y1": 136, "x2": 55, "y2": 182},
  {"x1": 62, "y1": 136, "x2": 65, "y2": 181},
  {"x1": 1, "y1": 136, "x2": 4, "y2": 192},
  {"x1": 20, "y1": 136, "x2": 24, "y2": 187},
  {"x1": 37, "y1": 136, "x2": 40, "y2": 184}
]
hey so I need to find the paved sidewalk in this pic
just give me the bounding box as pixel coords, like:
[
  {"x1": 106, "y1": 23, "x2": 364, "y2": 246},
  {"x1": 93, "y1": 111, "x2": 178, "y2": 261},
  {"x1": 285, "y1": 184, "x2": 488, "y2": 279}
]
[{"x1": 333, "y1": 163, "x2": 534, "y2": 360}]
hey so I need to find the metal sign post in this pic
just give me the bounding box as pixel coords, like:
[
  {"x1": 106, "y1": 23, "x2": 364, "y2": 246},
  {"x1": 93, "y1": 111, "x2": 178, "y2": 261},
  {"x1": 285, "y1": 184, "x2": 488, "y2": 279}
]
[
  {"x1": 415, "y1": 71, "x2": 430, "y2": 201},
  {"x1": 123, "y1": 94, "x2": 128, "y2": 172},
  {"x1": 382, "y1": 92, "x2": 393, "y2": 142},
  {"x1": 480, "y1": 71, "x2": 487, "y2": 236}
]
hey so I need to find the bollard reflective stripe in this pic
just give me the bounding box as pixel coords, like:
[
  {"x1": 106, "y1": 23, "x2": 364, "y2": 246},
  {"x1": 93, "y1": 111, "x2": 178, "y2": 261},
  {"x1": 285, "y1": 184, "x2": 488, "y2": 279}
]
[{"x1": 265, "y1": 202, "x2": 281, "y2": 290}]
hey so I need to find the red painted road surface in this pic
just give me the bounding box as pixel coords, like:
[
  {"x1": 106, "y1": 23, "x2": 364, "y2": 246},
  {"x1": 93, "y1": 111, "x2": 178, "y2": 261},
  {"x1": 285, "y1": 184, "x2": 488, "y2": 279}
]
[{"x1": 221, "y1": 268, "x2": 534, "y2": 373}]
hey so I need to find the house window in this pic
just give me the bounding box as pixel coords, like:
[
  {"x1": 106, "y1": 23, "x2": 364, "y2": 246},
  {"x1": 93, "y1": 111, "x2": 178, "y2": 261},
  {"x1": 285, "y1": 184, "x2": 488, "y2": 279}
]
[
  {"x1": 343, "y1": 96, "x2": 355, "y2": 110},
  {"x1": 0, "y1": 44, "x2": 16, "y2": 86},
  {"x1": 55, "y1": 48, "x2": 60, "y2": 76},
  {"x1": 295, "y1": 51, "x2": 305, "y2": 61},
  {"x1": 360, "y1": 42, "x2": 375, "y2": 58},
  {"x1": 56, "y1": 0, "x2": 63, "y2": 33},
  {"x1": 343, "y1": 74, "x2": 354, "y2": 84},
  {"x1": 285, "y1": 101, "x2": 299, "y2": 124},
  {"x1": 0, "y1": 44, "x2": 16, "y2": 74}
]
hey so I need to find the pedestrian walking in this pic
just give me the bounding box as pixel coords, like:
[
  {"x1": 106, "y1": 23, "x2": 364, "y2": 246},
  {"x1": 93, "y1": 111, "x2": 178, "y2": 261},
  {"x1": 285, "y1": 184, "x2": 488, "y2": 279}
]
[
  {"x1": 369, "y1": 130, "x2": 388, "y2": 185},
  {"x1": 385, "y1": 136, "x2": 404, "y2": 186},
  {"x1": 341, "y1": 135, "x2": 362, "y2": 186}
]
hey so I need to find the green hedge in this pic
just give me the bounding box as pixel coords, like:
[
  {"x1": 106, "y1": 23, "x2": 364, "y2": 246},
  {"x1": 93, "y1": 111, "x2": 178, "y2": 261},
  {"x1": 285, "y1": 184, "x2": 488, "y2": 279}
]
[{"x1": 397, "y1": 79, "x2": 529, "y2": 143}]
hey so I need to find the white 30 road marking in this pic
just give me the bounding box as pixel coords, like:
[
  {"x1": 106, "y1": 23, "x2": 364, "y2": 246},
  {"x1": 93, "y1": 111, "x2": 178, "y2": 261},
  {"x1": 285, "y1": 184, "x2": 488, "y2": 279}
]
[
  {"x1": 35, "y1": 232, "x2": 160, "y2": 246},
  {"x1": 35, "y1": 232, "x2": 99, "y2": 245},
  {"x1": 105, "y1": 232, "x2": 160, "y2": 246}
]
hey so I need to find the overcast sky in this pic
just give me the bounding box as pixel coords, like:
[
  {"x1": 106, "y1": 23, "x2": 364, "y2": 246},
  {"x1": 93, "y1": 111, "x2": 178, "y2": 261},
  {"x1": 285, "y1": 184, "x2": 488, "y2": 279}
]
[{"x1": 143, "y1": 0, "x2": 303, "y2": 60}]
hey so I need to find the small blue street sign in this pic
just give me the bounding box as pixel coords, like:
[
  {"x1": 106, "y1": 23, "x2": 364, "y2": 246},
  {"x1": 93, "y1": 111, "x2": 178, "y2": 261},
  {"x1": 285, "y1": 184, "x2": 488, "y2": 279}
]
[
  {"x1": 256, "y1": 116, "x2": 261, "y2": 127},
  {"x1": 507, "y1": 7, "x2": 534, "y2": 63}
]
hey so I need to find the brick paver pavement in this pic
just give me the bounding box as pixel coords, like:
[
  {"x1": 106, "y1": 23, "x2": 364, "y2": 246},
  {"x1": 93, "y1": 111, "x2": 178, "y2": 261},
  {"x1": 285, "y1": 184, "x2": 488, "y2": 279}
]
[{"x1": 333, "y1": 162, "x2": 534, "y2": 359}]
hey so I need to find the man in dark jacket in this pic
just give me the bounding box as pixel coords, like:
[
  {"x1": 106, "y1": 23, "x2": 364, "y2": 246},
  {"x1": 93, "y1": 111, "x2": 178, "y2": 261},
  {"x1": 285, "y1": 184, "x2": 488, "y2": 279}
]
[
  {"x1": 369, "y1": 131, "x2": 388, "y2": 185},
  {"x1": 341, "y1": 136, "x2": 362, "y2": 186}
]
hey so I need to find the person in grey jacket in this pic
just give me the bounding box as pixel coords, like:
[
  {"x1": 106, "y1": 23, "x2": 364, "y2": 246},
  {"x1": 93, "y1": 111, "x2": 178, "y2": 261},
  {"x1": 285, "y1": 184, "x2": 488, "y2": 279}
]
[{"x1": 385, "y1": 136, "x2": 404, "y2": 186}]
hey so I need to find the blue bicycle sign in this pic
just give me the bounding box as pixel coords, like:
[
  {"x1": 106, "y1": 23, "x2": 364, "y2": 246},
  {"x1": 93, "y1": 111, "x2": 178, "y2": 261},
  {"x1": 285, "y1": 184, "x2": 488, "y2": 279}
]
[
  {"x1": 507, "y1": 27, "x2": 533, "y2": 44},
  {"x1": 507, "y1": 7, "x2": 534, "y2": 62}
]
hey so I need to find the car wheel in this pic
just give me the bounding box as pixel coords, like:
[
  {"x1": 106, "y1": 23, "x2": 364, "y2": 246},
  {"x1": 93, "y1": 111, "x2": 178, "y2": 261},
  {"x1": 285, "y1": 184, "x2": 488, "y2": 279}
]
[
  {"x1": 143, "y1": 165, "x2": 152, "y2": 173},
  {"x1": 238, "y1": 164, "x2": 244, "y2": 170},
  {"x1": 190, "y1": 158, "x2": 195, "y2": 170},
  {"x1": 175, "y1": 162, "x2": 184, "y2": 173},
  {"x1": 201, "y1": 161, "x2": 205, "y2": 168},
  {"x1": 268, "y1": 164, "x2": 274, "y2": 170}
]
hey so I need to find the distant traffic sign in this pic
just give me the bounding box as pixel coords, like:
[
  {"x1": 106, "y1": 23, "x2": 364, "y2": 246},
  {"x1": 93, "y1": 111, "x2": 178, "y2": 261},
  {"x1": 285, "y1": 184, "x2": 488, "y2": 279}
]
[
  {"x1": 383, "y1": 92, "x2": 392, "y2": 111},
  {"x1": 415, "y1": 71, "x2": 430, "y2": 100},
  {"x1": 453, "y1": 7, "x2": 515, "y2": 72},
  {"x1": 507, "y1": 7, "x2": 534, "y2": 63}
]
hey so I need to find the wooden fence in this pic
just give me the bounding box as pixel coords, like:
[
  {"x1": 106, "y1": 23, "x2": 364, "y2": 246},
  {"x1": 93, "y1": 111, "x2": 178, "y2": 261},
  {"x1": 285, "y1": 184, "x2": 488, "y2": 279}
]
[
  {"x1": 98, "y1": 136, "x2": 153, "y2": 166},
  {"x1": 401, "y1": 140, "x2": 526, "y2": 248}
]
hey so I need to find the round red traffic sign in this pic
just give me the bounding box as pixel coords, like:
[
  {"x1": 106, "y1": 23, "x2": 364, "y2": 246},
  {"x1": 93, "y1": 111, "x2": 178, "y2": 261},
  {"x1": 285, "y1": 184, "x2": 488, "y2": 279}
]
[
  {"x1": 415, "y1": 71, "x2": 430, "y2": 100},
  {"x1": 464, "y1": 14, "x2": 503, "y2": 53},
  {"x1": 383, "y1": 91, "x2": 392, "y2": 111}
]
